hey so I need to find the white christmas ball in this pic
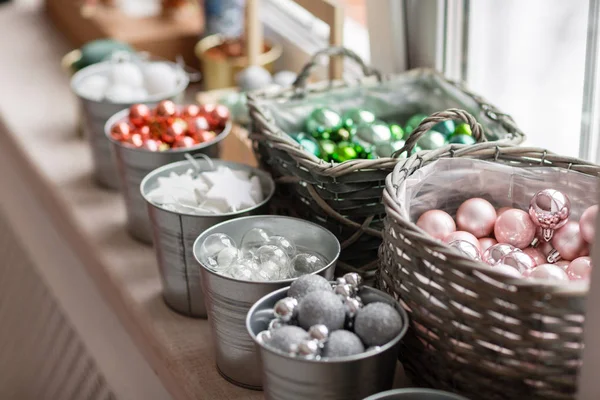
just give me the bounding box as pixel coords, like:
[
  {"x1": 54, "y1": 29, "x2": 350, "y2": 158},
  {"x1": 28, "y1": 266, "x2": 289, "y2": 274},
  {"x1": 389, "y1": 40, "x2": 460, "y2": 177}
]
[
  {"x1": 132, "y1": 87, "x2": 149, "y2": 102},
  {"x1": 105, "y1": 83, "x2": 136, "y2": 103},
  {"x1": 77, "y1": 75, "x2": 109, "y2": 101},
  {"x1": 236, "y1": 65, "x2": 273, "y2": 92},
  {"x1": 272, "y1": 70, "x2": 298, "y2": 87},
  {"x1": 143, "y1": 62, "x2": 179, "y2": 96},
  {"x1": 110, "y1": 62, "x2": 143, "y2": 87}
]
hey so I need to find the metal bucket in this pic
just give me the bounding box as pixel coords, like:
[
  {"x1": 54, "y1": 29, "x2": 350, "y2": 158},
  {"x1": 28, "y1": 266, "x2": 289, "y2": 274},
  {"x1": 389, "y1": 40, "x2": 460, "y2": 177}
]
[
  {"x1": 105, "y1": 109, "x2": 231, "y2": 243},
  {"x1": 193, "y1": 216, "x2": 341, "y2": 389},
  {"x1": 363, "y1": 389, "x2": 470, "y2": 400},
  {"x1": 70, "y1": 60, "x2": 189, "y2": 189},
  {"x1": 246, "y1": 286, "x2": 409, "y2": 400},
  {"x1": 140, "y1": 159, "x2": 275, "y2": 318}
]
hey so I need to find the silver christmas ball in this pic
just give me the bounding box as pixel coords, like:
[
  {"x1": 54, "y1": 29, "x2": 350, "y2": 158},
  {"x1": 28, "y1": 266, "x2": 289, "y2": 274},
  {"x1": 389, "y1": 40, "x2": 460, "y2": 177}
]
[
  {"x1": 343, "y1": 296, "x2": 362, "y2": 319},
  {"x1": 274, "y1": 297, "x2": 298, "y2": 322},
  {"x1": 343, "y1": 272, "x2": 362, "y2": 288},
  {"x1": 334, "y1": 283, "x2": 355, "y2": 297},
  {"x1": 272, "y1": 70, "x2": 298, "y2": 87},
  {"x1": 288, "y1": 274, "x2": 333, "y2": 300},
  {"x1": 354, "y1": 302, "x2": 404, "y2": 347},
  {"x1": 268, "y1": 326, "x2": 309, "y2": 354},
  {"x1": 256, "y1": 330, "x2": 272, "y2": 344},
  {"x1": 297, "y1": 290, "x2": 346, "y2": 331},
  {"x1": 308, "y1": 324, "x2": 329, "y2": 343},
  {"x1": 322, "y1": 330, "x2": 365, "y2": 358},
  {"x1": 296, "y1": 339, "x2": 320, "y2": 359},
  {"x1": 236, "y1": 65, "x2": 273, "y2": 92},
  {"x1": 335, "y1": 277, "x2": 347, "y2": 286},
  {"x1": 269, "y1": 318, "x2": 285, "y2": 331}
]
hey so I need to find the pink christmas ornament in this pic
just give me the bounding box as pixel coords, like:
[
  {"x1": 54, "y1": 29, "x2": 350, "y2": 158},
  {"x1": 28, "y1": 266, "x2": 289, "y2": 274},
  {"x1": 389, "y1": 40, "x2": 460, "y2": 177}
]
[
  {"x1": 478, "y1": 238, "x2": 498, "y2": 253},
  {"x1": 528, "y1": 189, "x2": 570, "y2": 242},
  {"x1": 444, "y1": 231, "x2": 481, "y2": 251},
  {"x1": 448, "y1": 240, "x2": 481, "y2": 261},
  {"x1": 566, "y1": 256, "x2": 592, "y2": 281},
  {"x1": 549, "y1": 221, "x2": 588, "y2": 262},
  {"x1": 522, "y1": 247, "x2": 545, "y2": 266},
  {"x1": 556, "y1": 260, "x2": 571, "y2": 270},
  {"x1": 526, "y1": 263, "x2": 569, "y2": 282},
  {"x1": 494, "y1": 209, "x2": 536, "y2": 249},
  {"x1": 482, "y1": 243, "x2": 517, "y2": 265},
  {"x1": 579, "y1": 204, "x2": 598, "y2": 244},
  {"x1": 456, "y1": 198, "x2": 497, "y2": 238},
  {"x1": 490, "y1": 263, "x2": 522, "y2": 278},
  {"x1": 498, "y1": 251, "x2": 536, "y2": 274},
  {"x1": 497, "y1": 207, "x2": 511, "y2": 217},
  {"x1": 417, "y1": 210, "x2": 456, "y2": 241}
]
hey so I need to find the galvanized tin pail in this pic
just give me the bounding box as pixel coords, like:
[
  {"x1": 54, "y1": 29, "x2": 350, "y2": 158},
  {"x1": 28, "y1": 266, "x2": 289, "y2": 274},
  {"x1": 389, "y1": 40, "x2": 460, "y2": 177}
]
[
  {"x1": 246, "y1": 286, "x2": 409, "y2": 400},
  {"x1": 193, "y1": 216, "x2": 341, "y2": 390},
  {"x1": 140, "y1": 159, "x2": 275, "y2": 318},
  {"x1": 70, "y1": 60, "x2": 189, "y2": 189},
  {"x1": 106, "y1": 109, "x2": 231, "y2": 243},
  {"x1": 363, "y1": 389, "x2": 470, "y2": 400}
]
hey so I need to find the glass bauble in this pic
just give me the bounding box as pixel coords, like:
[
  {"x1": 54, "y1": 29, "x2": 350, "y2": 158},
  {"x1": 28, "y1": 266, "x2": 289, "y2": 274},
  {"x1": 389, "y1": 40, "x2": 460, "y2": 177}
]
[
  {"x1": 434, "y1": 120, "x2": 456, "y2": 137},
  {"x1": 417, "y1": 130, "x2": 446, "y2": 150},
  {"x1": 389, "y1": 123, "x2": 405, "y2": 141},
  {"x1": 341, "y1": 108, "x2": 376, "y2": 130},
  {"x1": 375, "y1": 140, "x2": 406, "y2": 158},
  {"x1": 332, "y1": 141, "x2": 358, "y2": 162},
  {"x1": 319, "y1": 139, "x2": 337, "y2": 161},
  {"x1": 305, "y1": 108, "x2": 342, "y2": 138},
  {"x1": 355, "y1": 120, "x2": 392, "y2": 144},
  {"x1": 448, "y1": 134, "x2": 476, "y2": 145},
  {"x1": 453, "y1": 122, "x2": 472, "y2": 136}
]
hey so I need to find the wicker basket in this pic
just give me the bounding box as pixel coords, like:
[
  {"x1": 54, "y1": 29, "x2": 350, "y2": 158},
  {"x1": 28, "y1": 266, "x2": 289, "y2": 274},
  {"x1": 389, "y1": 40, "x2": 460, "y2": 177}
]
[
  {"x1": 379, "y1": 113, "x2": 600, "y2": 399},
  {"x1": 247, "y1": 47, "x2": 525, "y2": 279}
]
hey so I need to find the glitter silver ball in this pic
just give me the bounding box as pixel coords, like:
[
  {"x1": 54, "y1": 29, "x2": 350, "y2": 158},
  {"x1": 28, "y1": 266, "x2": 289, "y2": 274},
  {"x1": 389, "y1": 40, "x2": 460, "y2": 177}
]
[
  {"x1": 256, "y1": 330, "x2": 272, "y2": 345},
  {"x1": 322, "y1": 330, "x2": 365, "y2": 358},
  {"x1": 343, "y1": 272, "x2": 362, "y2": 287},
  {"x1": 269, "y1": 318, "x2": 285, "y2": 331},
  {"x1": 308, "y1": 324, "x2": 329, "y2": 343},
  {"x1": 268, "y1": 326, "x2": 309, "y2": 354},
  {"x1": 354, "y1": 302, "x2": 404, "y2": 347},
  {"x1": 288, "y1": 274, "x2": 333, "y2": 299},
  {"x1": 297, "y1": 290, "x2": 346, "y2": 331},
  {"x1": 296, "y1": 339, "x2": 320, "y2": 359},
  {"x1": 274, "y1": 297, "x2": 299, "y2": 322},
  {"x1": 334, "y1": 283, "x2": 355, "y2": 297}
]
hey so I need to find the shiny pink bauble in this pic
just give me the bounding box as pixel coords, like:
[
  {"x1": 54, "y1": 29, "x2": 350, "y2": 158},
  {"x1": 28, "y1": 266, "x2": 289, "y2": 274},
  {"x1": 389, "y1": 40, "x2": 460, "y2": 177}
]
[
  {"x1": 528, "y1": 189, "x2": 571, "y2": 241},
  {"x1": 522, "y1": 247, "x2": 545, "y2": 266},
  {"x1": 498, "y1": 251, "x2": 536, "y2": 273},
  {"x1": 550, "y1": 221, "x2": 588, "y2": 262},
  {"x1": 456, "y1": 198, "x2": 497, "y2": 238},
  {"x1": 490, "y1": 263, "x2": 522, "y2": 278},
  {"x1": 447, "y1": 240, "x2": 481, "y2": 261},
  {"x1": 579, "y1": 204, "x2": 598, "y2": 244},
  {"x1": 417, "y1": 210, "x2": 456, "y2": 241},
  {"x1": 478, "y1": 238, "x2": 498, "y2": 252},
  {"x1": 566, "y1": 256, "x2": 592, "y2": 281},
  {"x1": 497, "y1": 206, "x2": 511, "y2": 217},
  {"x1": 556, "y1": 260, "x2": 570, "y2": 270},
  {"x1": 526, "y1": 263, "x2": 569, "y2": 281},
  {"x1": 494, "y1": 209, "x2": 537, "y2": 249},
  {"x1": 482, "y1": 243, "x2": 517, "y2": 265},
  {"x1": 444, "y1": 231, "x2": 481, "y2": 251}
]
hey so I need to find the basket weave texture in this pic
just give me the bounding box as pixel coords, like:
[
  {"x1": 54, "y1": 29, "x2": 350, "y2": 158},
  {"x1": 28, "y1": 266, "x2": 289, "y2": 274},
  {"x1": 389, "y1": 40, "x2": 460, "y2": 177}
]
[
  {"x1": 247, "y1": 47, "x2": 525, "y2": 279},
  {"x1": 379, "y1": 134, "x2": 600, "y2": 399}
]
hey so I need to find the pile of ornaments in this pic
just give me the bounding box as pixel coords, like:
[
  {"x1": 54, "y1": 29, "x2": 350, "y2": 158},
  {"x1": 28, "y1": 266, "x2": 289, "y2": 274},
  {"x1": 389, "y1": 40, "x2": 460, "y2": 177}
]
[
  {"x1": 76, "y1": 57, "x2": 182, "y2": 103},
  {"x1": 416, "y1": 189, "x2": 597, "y2": 282},
  {"x1": 199, "y1": 228, "x2": 327, "y2": 281},
  {"x1": 256, "y1": 274, "x2": 404, "y2": 359},
  {"x1": 293, "y1": 109, "x2": 477, "y2": 162},
  {"x1": 146, "y1": 166, "x2": 263, "y2": 214},
  {"x1": 109, "y1": 101, "x2": 229, "y2": 150}
]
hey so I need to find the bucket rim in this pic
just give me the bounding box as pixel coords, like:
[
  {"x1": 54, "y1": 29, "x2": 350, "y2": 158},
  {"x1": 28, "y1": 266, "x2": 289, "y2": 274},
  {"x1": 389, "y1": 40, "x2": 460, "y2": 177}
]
[
  {"x1": 245, "y1": 285, "x2": 409, "y2": 364},
  {"x1": 193, "y1": 215, "x2": 341, "y2": 285},
  {"x1": 194, "y1": 34, "x2": 283, "y2": 68},
  {"x1": 139, "y1": 159, "x2": 275, "y2": 217},
  {"x1": 362, "y1": 388, "x2": 470, "y2": 400}
]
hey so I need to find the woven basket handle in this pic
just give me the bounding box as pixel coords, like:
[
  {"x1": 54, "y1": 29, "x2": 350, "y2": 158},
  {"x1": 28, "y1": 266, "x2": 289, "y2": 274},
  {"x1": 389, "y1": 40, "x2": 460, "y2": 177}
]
[
  {"x1": 393, "y1": 108, "x2": 486, "y2": 157},
  {"x1": 292, "y1": 46, "x2": 382, "y2": 92}
]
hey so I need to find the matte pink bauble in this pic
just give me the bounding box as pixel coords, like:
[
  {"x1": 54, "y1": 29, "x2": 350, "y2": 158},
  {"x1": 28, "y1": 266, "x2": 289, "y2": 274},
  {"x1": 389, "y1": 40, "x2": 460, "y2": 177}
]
[
  {"x1": 478, "y1": 238, "x2": 498, "y2": 253},
  {"x1": 522, "y1": 247, "x2": 545, "y2": 266},
  {"x1": 528, "y1": 189, "x2": 570, "y2": 241},
  {"x1": 494, "y1": 209, "x2": 536, "y2": 249},
  {"x1": 498, "y1": 251, "x2": 536, "y2": 273},
  {"x1": 482, "y1": 243, "x2": 517, "y2": 265},
  {"x1": 490, "y1": 263, "x2": 522, "y2": 278},
  {"x1": 566, "y1": 256, "x2": 592, "y2": 281},
  {"x1": 549, "y1": 221, "x2": 588, "y2": 262},
  {"x1": 456, "y1": 198, "x2": 497, "y2": 238},
  {"x1": 417, "y1": 210, "x2": 456, "y2": 241},
  {"x1": 448, "y1": 240, "x2": 481, "y2": 261},
  {"x1": 496, "y1": 207, "x2": 511, "y2": 217},
  {"x1": 444, "y1": 231, "x2": 481, "y2": 251},
  {"x1": 579, "y1": 204, "x2": 598, "y2": 244},
  {"x1": 526, "y1": 263, "x2": 569, "y2": 281}
]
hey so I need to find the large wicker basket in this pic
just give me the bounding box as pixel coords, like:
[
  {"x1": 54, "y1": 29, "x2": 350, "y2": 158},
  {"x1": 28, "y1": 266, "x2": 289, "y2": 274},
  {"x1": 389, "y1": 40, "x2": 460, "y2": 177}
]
[
  {"x1": 379, "y1": 114, "x2": 600, "y2": 399},
  {"x1": 247, "y1": 47, "x2": 525, "y2": 279}
]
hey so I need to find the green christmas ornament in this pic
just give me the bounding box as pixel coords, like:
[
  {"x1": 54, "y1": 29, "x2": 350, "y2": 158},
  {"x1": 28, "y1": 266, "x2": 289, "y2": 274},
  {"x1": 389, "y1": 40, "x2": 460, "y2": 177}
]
[
  {"x1": 293, "y1": 133, "x2": 321, "y2": 157},
  {"x1": 434, "y1": 120, "x2": 456, "y2": 137},
  {"x1": 342, "y1": 108, "x2": 376, "y2": 130},
  {"x1": 319, "y1": 139, "x2": 337, "y2": 161},
  {"x1": 417, "y1": 130, "x2": 446, "y2": 150},
  {"x1": 331, "y1": 127, "x2": 353, "y2": 143},
  {"x1": 453, "y1": 122, "x2": 472, "y2": 136},
  {"x1": 375, "y1": 140, "x2": 406, "y2": 158},
  {"x1": 306, "y1": 108, "x2": 342, "y2": 139},
  {"x1": 449, "y1": 134, "x2": 476, "y2": 145},
  {"x1": 404, "y1": 113, "x2": 427, "y2": 134},
  {"x1": 72, "y1": 39, "x2": 134, "y2": 72},
  {"x1": 333, "y1": 141, "x2": 358, "y2": 162},
  {"x1": 389, "y1": 123, "x2": 405, "y2": 141},
  {"x1": 355, "y1": 120, "x2": 392, "y2": 144},
  {"x1": 353, "y1": 140, "x2": 373, "y2": 159}
]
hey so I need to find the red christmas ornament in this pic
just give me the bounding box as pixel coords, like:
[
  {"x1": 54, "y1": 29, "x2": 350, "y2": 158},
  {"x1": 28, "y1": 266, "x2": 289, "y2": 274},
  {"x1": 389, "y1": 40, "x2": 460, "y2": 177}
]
[
  {"x1": 181, "y1": 104, "x2": 201, "y2": 119},
  {"x1": 162, "y1": 118, "x2": 187, "y2": 143},
  {"x1": 155, "y1": 100, "x2": 178, "y2": 123},
  {"x1": 141, "y1": 138, "x2": 162, "y2": 151},
  {"x1": 173, "y1": 136, "x2": 196, "y2": 148},
  {"x1": 192, "y1": 130, "x2": 217, "y2": 144},
  {"x1": 129, "y1": 104, "x2": 152, "y2": 127},
  {"x1": 110, "y1": 121, "x2": 132, "y2": 141},
  {"x1": 125, "y1": 133, "x2": 143, "y2": 148},
  {"x1": 187, "y1": 116, "x2": 211, "y2": 134},
  {"x1": 136, "y1": 125, "x2": 151, "y2": 140},
  {"x1": 210, "y1": 104, "x2": 230, "y2": 128}
]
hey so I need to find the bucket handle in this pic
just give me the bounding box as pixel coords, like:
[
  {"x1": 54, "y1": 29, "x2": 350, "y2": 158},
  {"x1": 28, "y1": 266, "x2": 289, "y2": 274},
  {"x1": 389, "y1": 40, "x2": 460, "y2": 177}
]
[
  {"x1": 292, "y1": 46, "x2": 382, "y2": 95},
  {"x1": 392, "y1": 108, "x2": 486, "y2": 158},
  {"x1": 185, "y1": 153, "x2": 216, "y2": 173}
]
